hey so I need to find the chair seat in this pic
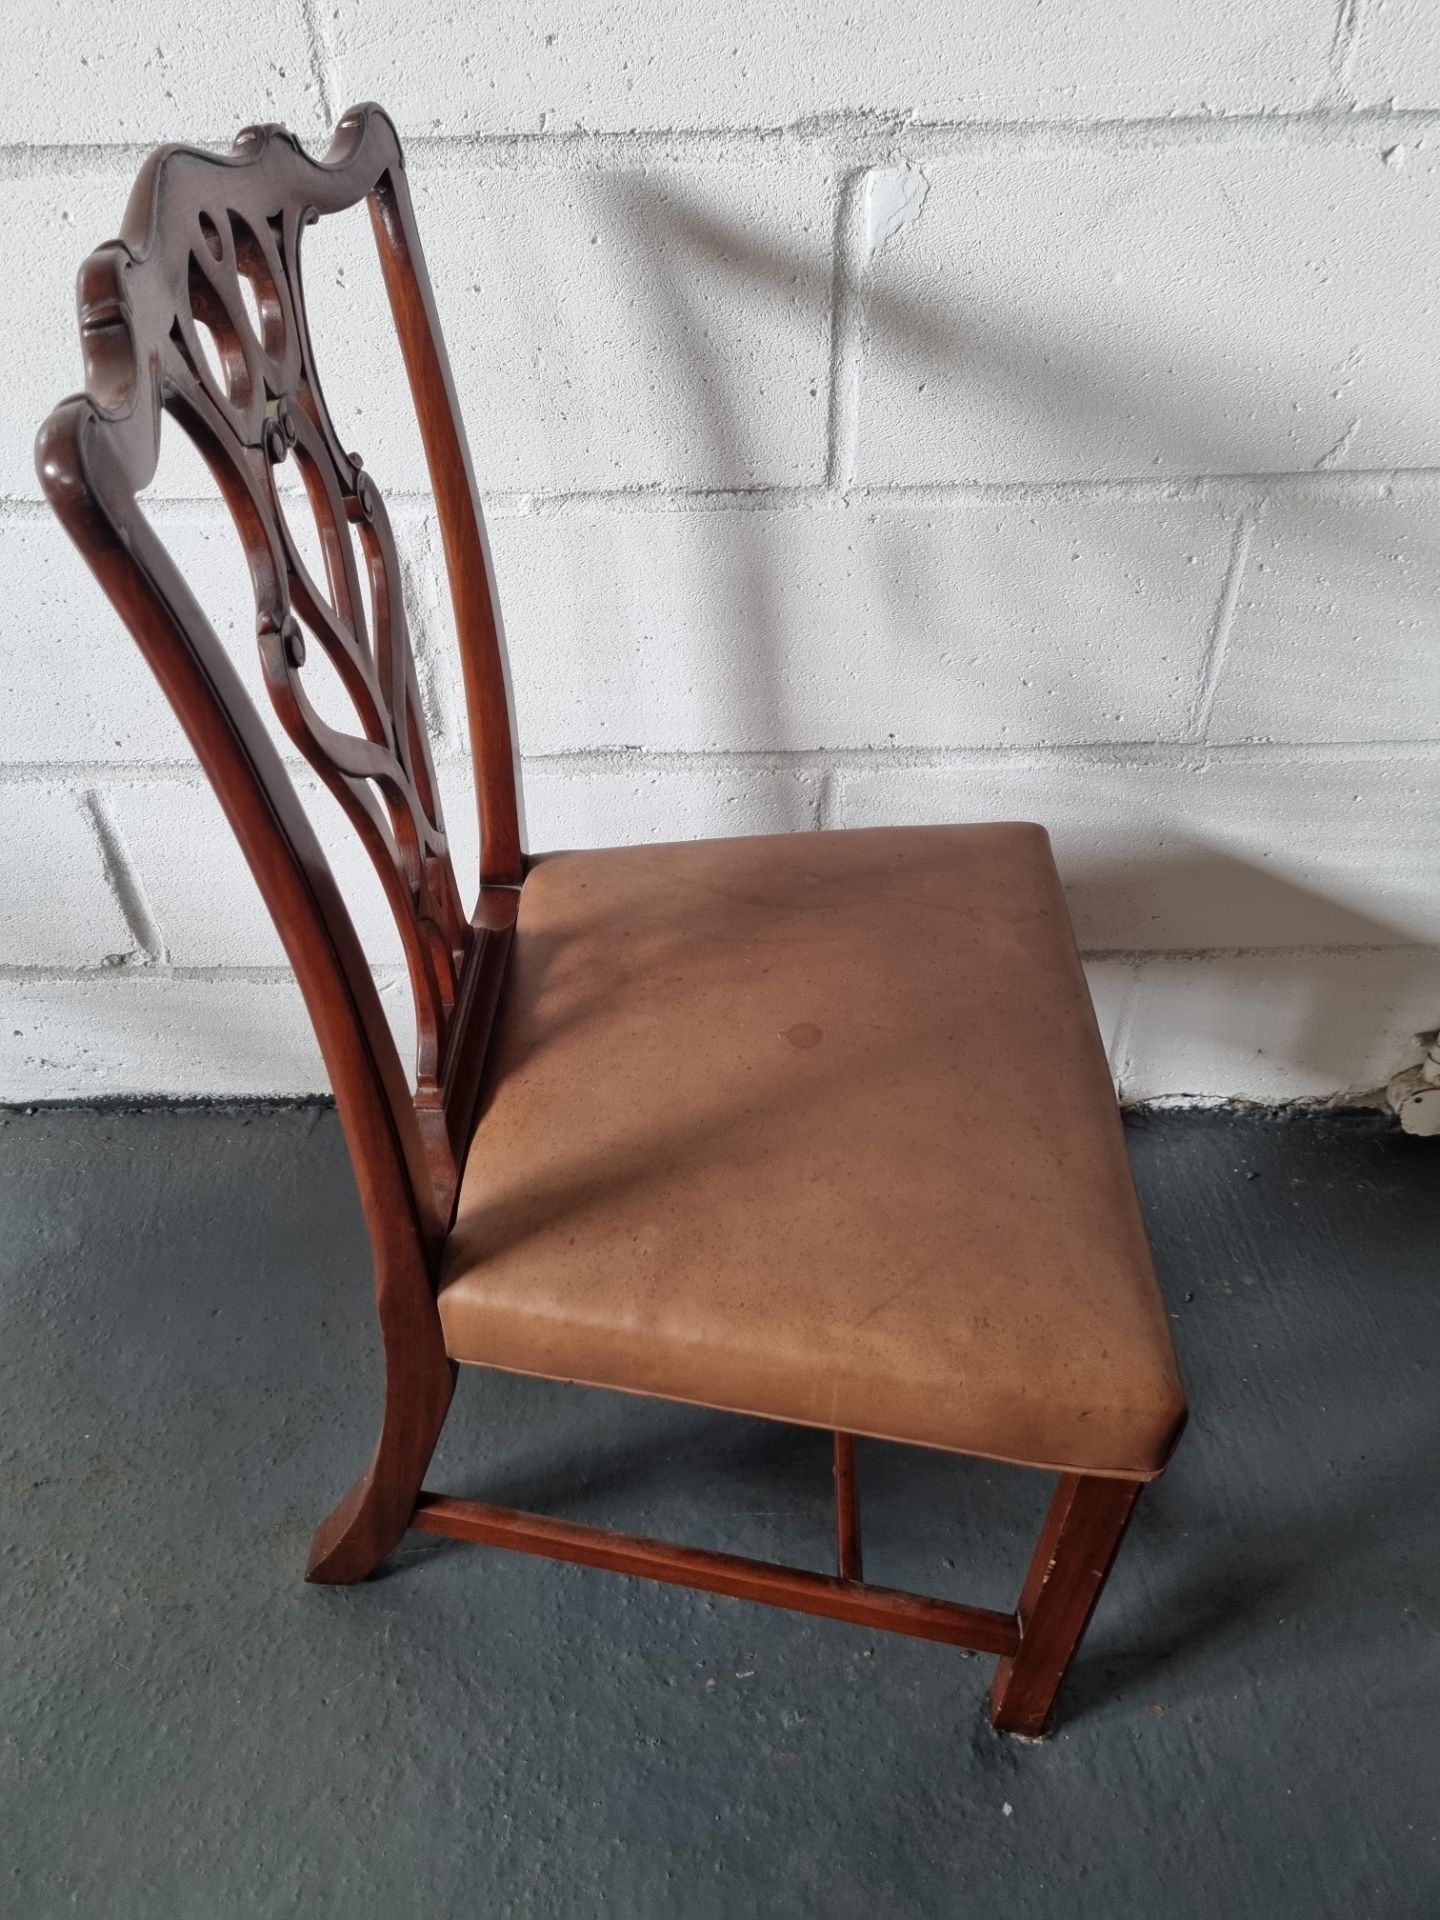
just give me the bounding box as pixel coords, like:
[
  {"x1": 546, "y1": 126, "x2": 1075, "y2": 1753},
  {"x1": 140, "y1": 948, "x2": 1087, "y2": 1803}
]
[{"x1": 439, "y1": 825, "x2": 1186, "y2": 1479}]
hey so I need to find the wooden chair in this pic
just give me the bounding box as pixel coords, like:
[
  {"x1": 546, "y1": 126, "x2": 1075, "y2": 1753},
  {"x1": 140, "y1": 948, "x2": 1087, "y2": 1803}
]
[{"x1": 38, "y1": 105, "x2": 1186, "y2": 1737}]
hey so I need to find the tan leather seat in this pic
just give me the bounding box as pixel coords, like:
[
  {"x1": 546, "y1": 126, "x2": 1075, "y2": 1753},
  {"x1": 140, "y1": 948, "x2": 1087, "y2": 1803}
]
[{"x1": 440, "y1": 825, "x2": 1186, "y2": 1479}]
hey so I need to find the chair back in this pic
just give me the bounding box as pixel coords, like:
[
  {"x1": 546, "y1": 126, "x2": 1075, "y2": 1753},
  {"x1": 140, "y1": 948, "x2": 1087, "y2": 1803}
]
[{"x1": 36, "y1": 104, "x2": 521, "y2": 1239}]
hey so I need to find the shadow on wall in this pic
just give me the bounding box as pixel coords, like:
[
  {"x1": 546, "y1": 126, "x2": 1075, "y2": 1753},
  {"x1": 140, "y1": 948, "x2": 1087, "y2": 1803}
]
[
  {"x1": 1073, "y1": 851, "x2": 1423, "y2": 1094},
  {"x1": 597, "y1": 179, "x2": 1437, "y2": 1093},
  {"x1": 1064, "y1": 846, "x2": 1416, "y2": 954}
]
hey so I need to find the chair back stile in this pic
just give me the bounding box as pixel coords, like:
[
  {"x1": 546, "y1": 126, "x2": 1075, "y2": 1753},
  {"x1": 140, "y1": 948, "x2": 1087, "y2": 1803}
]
[{"x1": 35, "y1": 104, "x2": 524, "y2": 1244}]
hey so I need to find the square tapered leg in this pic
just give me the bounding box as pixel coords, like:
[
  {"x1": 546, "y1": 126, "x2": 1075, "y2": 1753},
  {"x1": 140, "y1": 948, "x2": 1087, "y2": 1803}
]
[{"x1": 989, "y1": 1474, "x2": 1143, "y2": 1736}]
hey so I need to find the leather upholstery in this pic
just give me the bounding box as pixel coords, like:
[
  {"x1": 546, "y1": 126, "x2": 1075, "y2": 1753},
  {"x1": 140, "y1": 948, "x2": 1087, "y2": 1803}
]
[{"x1": 439, "y1": 825, "x2": 1186, "y2": 1479}]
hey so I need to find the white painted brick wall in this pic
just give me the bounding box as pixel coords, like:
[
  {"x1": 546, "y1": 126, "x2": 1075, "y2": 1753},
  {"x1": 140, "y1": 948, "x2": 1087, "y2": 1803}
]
[{"x1": 3, "y1": 0, "x2": 1439, "y2": 1106}]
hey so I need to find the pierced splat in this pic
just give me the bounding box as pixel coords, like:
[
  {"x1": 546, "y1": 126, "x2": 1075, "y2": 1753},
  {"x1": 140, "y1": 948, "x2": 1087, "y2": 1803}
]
[
  {"x1": 171, "y1": 184, "x2": 472, "y2": 1148},
  {"x1": 256, "y1": 390, "x2": 470, "y2": 1114}
]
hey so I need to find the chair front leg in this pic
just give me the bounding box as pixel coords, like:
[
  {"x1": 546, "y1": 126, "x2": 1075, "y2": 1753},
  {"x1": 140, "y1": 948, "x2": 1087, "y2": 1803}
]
[{"x1": 988, "y1": 1472, "x2": 1143, "y2": 1737}]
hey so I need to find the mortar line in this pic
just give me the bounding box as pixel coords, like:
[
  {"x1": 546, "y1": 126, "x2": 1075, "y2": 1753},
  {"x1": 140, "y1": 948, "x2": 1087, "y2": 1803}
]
[
  {"x1": 2, "y1": 942, "x2": 1429, "y2": 992},
  {"x1": 814, "y1": 766, "x2": 840, "y2": 830},
  {"x1": 77, "y1": 788, "x2": 170, "y2": 965},
  {"x1": 825, "y1": 170, "x2": 868, "y2": 493},
  {"x1": 10, "y1": 104, "x2": 1440, "y2": 181},
  {"x1": 1188, "y1": 508, "x2": 1258, "y2": 742},
  {"x1": 1104, "y1": 959, "x2": 1145, "y2": 1103},
  {"x1": 0, "y1": 961, "x2": 403, "y2": 986},
  {"x1": 1084, "y1": 943, "x2": 1436, "y2": 963},
  {"x1": 398, "y1": 103, "x2": 1440, "y2": 165},
  {"x1": 9, "y1": 737, "x2": 1438, "y2": 790},
  {"x1": 298, "y1": 0, "x2": 340, "y2": 129},
  {"x1": 394, "y1": 521, "x2": 464, "y2": 753},
  {"x1": 507, "y1": 738, "x2": 1440, "y2": 773},
  {"x1": 1322, "y1": 0, "x2": 1368, "y2": 111},
  {"x1": 10, "y1": 468, "x2": 1440, "y2": 524}
]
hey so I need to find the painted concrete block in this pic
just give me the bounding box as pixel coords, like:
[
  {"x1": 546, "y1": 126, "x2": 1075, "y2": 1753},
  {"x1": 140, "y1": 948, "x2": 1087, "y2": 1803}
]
[
  {"x1": 1351, "y1": 0, "x2": 1440, "y2": 108},
  {"x1": 1121, "y1": 947, "x2": 1440, "y2": 1101},
  {"x1": 0, "y1": 973, "x2": 330, "y2": 1101},
  {"x1": 857, "y1": 146, "x2": 1440, "y2": 483},
  {"x1": 3, "y1": 176, "x2": 142, "y2": 499},
  {"x1": 523, "y1": 762, "x2": 820, "y2": 850},
  {"x1": 486, "y1": 498, "x2": 1233, "y2": 752},
  {"x1": 0, "y1": 517, "x2": 188, "y2": 764},
  {"x1": 1210, "y1": 491, "x2": 1440, "y2": 744},
  {"x1": 0, "y1": 784, "x2": 132, "y2": 967},
  {"x1": 3, "y1": 0, "x2": 325, "y2": 145},
  {"x1": 327, "y1": 0, "x2": 1333, "y2": 134},
  {"x1": 105, "y1": 777, "x2": 424, "y2": 969}
]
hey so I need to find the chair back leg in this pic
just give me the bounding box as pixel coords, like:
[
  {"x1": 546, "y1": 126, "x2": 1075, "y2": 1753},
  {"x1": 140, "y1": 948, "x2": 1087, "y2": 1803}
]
[{"x1": 306, "y1": 1350, "x2": 457, "y2": 1585}]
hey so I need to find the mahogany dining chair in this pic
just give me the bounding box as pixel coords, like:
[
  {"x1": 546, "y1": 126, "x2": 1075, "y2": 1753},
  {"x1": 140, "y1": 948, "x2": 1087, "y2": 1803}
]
[{"x1": 37, "y1": 104, "x2": 1187, "y2": 1737}]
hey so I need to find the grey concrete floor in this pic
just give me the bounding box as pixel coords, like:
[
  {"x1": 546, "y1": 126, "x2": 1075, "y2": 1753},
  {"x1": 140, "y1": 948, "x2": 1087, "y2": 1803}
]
[{"x1": 3, "y1": 1105, "x2": 1438, "y2": 1917}]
